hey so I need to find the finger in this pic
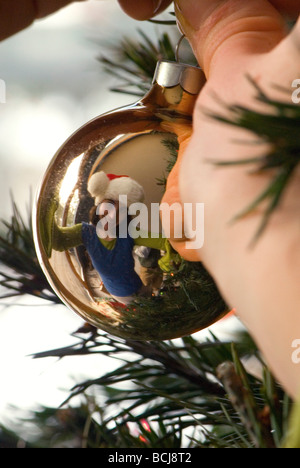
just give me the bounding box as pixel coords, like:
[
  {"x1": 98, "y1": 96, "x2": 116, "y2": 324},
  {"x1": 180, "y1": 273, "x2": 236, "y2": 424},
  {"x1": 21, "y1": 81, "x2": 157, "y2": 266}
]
[
  {"x1": 117, "y1": 0, "x2": 172, "y2": 21},
  {"x1": 265, "y1": 15, "x2": 300, "y2": 90},
  {"x1": 174, "y1": 0, "x2": 287, "y2": 79},
  {"x1": 159, "y1": 121, "x2": 200, "y2": 261},
  {"x1": 34, "y1": 0, "x2": 85, "y2": 18},
  {"x1": 269, "y1": 0, "x2": 300, "y2": 17},
  {"x1": 0, "y1": 0, "x2": 85, "y2": 41}
]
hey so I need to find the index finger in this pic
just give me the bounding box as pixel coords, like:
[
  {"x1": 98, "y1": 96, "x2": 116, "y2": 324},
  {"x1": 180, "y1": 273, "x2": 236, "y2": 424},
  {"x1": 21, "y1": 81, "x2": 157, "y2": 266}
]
[
  {"x1": 117, "y1": 0, "x2": 173, "y2": 20},
  {"x1": 174, "y1": 0, "x2": 286, "y2": 79},
  {"x1": 269, "y1": 0, "x2": 300, "y2": 17},
  {"x1": 0, "y1": 0, "x2": 85, "y2": 41}
]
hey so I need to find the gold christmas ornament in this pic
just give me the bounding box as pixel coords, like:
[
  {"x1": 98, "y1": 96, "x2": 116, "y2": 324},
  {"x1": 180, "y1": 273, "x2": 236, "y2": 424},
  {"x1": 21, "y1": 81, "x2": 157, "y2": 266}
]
[{"x1": 33, "y1": 60, "x2": 229, "y2": 340}]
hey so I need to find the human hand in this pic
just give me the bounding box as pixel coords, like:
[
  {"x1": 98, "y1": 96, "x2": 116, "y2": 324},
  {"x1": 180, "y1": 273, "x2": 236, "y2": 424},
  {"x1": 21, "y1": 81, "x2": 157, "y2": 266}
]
[
  {"x1": 0, "y1": 0, "x2": 88, "y2": 41},
  {"x1": 162, "y1": 0, "x2": 300, "y2": 399},
  {"x1": 117, "y1": 0, "x2": 173, "y2": 20},
  {"x1": 0, "y1": 0, "x2": 173, "y2": 41}
]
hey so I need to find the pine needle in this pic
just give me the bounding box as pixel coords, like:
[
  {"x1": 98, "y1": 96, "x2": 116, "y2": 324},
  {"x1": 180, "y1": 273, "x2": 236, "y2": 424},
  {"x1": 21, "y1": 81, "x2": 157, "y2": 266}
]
[{"x1": 208, "y1": 78, "x2": 300, "y2": 242}]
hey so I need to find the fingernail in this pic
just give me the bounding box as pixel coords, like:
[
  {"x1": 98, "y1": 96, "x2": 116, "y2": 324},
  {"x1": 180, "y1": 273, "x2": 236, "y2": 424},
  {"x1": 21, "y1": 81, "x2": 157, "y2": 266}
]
[
  {"x1": 174, "y1": 0, "x2": 200, "y2": 36},
  {"x1": 153, "y1": 0, "x2": 164, "y2": 14},
  {"x1": 175, "y1": 3, "x2": 193, "y2": 37},
  {"x1": 175, "y1": 0, "x2": 220, "y2": 32}
]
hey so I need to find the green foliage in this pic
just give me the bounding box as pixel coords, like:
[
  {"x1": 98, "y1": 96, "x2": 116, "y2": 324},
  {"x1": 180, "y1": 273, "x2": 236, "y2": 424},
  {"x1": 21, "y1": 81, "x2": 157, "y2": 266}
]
[
  {"x1": 208, "y1": 78, "x2": 300, "y2": 242},
  {"x1": 98, "y1": 29, "x2": 177, "y2": 96},
  {"x1": 0, "y1": 195, "x2": 60, "y2": 304},
  {"x1": 98, "y1": 27, "x2": 197, "y2": 97},
  {"x1": 27, "y1": 328, "x2": 290, "y2": 448}
]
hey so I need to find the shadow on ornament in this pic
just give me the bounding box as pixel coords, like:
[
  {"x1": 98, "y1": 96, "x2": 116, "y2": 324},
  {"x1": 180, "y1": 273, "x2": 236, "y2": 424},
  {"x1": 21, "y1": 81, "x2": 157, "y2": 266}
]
[{"x1": 33, "y1": 61, "x2": 229, "y2": 341}]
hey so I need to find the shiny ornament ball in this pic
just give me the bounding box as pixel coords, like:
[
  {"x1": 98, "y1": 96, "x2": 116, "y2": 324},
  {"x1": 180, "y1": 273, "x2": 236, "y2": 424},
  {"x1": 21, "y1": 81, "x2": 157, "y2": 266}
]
[{"x1": 33, "y1": 61, "x2": 229, "y2": 340}]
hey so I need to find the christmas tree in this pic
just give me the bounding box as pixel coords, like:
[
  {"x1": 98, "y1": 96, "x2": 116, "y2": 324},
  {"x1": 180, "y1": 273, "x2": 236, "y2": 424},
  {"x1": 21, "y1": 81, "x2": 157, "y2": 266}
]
[{"x1": 0, "y1": 9, "x2": 299, "y2": 449}]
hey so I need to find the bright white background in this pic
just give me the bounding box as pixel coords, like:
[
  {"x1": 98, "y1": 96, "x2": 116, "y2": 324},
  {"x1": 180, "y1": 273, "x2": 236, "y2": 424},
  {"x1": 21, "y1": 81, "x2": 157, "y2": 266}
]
[{"x1": 0, "y1": 0, "x2": 240, "y2": 439}]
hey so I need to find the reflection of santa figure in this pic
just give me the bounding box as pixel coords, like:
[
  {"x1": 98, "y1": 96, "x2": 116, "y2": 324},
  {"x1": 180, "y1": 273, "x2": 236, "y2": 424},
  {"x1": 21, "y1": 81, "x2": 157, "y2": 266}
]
[{"x1": 52, "y1": 171, "x2": 177, "y2": 305}]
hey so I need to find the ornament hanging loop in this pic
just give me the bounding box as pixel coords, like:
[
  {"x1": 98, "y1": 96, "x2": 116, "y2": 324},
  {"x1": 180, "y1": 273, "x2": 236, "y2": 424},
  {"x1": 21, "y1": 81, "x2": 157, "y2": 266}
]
[
  {"x1": 153, "y1": 32, "x2": 206, "y2": 97},
  {"x1": 175, "y1": 34, "x2": 186, "y2": 63}
]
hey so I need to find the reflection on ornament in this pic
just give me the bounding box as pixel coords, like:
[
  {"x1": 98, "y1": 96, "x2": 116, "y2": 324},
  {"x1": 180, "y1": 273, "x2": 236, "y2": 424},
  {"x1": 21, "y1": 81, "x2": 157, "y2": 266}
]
[{"x1": 33, "y1": 61, "x2": 229, "y2": 341}]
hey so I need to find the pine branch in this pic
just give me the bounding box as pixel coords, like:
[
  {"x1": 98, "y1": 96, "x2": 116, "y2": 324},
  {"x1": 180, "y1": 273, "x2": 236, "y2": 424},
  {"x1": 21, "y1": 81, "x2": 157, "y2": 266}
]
[
  {"x1": 208, "y1": 77, "x2": 300, "y2": 242},
  {"x1": 30, "y1": 326, "x2": 289, "y2": 448},
  {"x1": 98, "y1": 29, "x2": 177, "y2": 97},
  {"x1": 217, "y1": 346, "x2": 275, "y2": 448},
  {"x1": 97, "y1": 27, "x2": 198, "y2": 97},
  {"x1": 0, "y1": 194, "x2": 61, "y2": 304}
]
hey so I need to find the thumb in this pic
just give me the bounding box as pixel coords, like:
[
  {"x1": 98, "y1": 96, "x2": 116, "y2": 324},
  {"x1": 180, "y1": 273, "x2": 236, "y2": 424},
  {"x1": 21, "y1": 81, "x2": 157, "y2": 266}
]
[
  {"x1": 159, "y1": 122, "x2": 200, "y2": 261},
  {"x1": 0, "y1": 0, "x2": 86, "y2": 41},
  {"x1": 117, "y1": 0, "x2": 172, "y2": 20},
  {"x1": 174, "y1": 0, "x2": 286, "y2": 79}
]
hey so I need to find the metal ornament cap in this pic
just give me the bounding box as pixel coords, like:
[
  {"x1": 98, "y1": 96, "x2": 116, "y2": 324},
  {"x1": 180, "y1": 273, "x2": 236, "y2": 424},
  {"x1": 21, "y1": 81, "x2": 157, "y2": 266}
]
[{"x1": 153, "y1": 60, "x2": 206, "y2": 95}]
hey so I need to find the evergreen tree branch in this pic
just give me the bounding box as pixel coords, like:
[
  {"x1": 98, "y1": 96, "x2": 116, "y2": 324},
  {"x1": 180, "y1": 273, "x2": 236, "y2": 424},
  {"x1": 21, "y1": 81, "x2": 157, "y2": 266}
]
[
  {"x1": 0, "y1": 194, "x2": 61, "y2": 304},
  {"x1": 97, "y1": 28, "x2": 197, "y2": 97},
  {"x1": 207, "y1": 77, "x2": 300, "y2": 242},
  {"x1": 29, "y1": 327, "x2": 289, "y2": 448}
]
